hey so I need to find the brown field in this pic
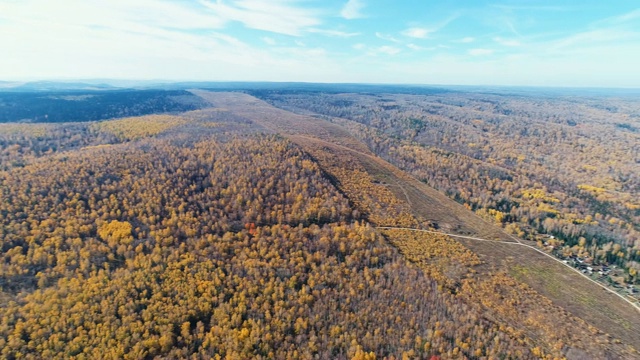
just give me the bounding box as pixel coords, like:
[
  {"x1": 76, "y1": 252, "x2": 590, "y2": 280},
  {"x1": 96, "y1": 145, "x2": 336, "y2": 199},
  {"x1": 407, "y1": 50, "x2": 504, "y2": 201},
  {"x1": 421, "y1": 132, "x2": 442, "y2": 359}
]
[
  {"x1": 193, "y1": 91, "x2": 640, "y2": 356},
  {"x1": 190, "y1": 90, "x2": 372, "y2": 154}
]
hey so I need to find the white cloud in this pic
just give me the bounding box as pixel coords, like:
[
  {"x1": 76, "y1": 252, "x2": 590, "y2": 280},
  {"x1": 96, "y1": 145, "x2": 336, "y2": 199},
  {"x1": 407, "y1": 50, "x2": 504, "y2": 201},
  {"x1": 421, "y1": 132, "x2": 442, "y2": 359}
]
[
  {"x1": 455, "y1": 37, "x2": 475, "y2": 43},
  {"x1": 272, "y1": 46, "x2": 327, "y2": 58},
  {"x1": 494, "y1": 37, "x2": 521, "y2": 46},
  {"x1": 0, "y1": 0, "x2": 224, "y2": 35},
  {"x1": 0, "y1": 0, "x2": 228, "y2": 64},
  {"x1": 341, "y1": 0, "x2": 365, "y2": 20},
  {"x1": 375, "y1": 32, "x2": 400, "y2": 43},
  {"x1": 262, "y1": 37, "x2": 276, "y2": 45},
  {"x1": 202, "y1": 0, "x2": 321, "y2": 36},
  {"x1": 350, "y1": 43, "x2": 401, "y2": 55},
  {"x1": 0, "y1": 0, "x2": 341, "y2": 81},
  {"x1": 401, "y1": 15, "x2": 458, "y2": 40},
  {"x1": 402, "y1": 27, "x2": 433, "y2": 39},
  {"x1": 308, "y1": 28, "x2": 360, "y2": 37},
  {"x1": 468, "y1": 48, "x2": 494, "y2": 56},
  {"x1": 375, "y1": 46, "x2": 401, "y2": 55},
  {"x1": 1, "y1": 0, "x2": 638, "y2": 86}
]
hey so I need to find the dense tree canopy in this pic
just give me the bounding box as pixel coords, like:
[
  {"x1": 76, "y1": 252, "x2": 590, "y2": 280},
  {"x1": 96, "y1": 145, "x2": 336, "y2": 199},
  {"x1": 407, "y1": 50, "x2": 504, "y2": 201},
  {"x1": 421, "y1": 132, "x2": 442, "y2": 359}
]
[
  {"x1": 0, "y1": 118, "x2": 539, "y2": 359},
  {"x1": 257, "y1": 91, "x2": 640, "y2": 284},
  {"x1": 1, "y1": 96, "x2": 637, "y2": 359}
]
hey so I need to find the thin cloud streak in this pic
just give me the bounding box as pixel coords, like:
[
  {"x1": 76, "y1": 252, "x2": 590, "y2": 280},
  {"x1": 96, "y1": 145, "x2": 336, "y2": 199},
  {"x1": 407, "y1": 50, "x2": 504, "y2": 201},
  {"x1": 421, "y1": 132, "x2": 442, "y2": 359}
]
[
  {"x1": 490, "y1": 4, "x2": 573, "y2": 12},
  {"x1": 402, "y1": 14, "x2": 459, "y2": 39},
  {"x1": 592, "y1": 8, "x2": 640, "y2": 26},
  {"x1": 0, "y1": 0, "x2": 638, "y2": 87},
  {"x1": 0, "y1": 0, "x2": 225, "y2": 35},
  {"x1": 262, "y1": 36, "x2": 276, "y2": 45},
  {"x1": 548, "y1": 29, "x2": 639, "y2": 51},
  {"x1": 402, "y1": 27, "x2": 433, "y2": 39},
  {"x1": 454, "y1": 37, "x2": 475, "y2": 43},
  {"x1": 201, "y1": 0, "x2": 321, "y2": 36},
  {"x1": 375, "y1": 32, "x2": 400, "y2": 43},
  {"x1": 469, "y1": 48, "x2": 493, "y2": 56},
  {"x1": 340, "y1": 0, "x2": 366, "y2": 19},
  {"x1": 308, "y1": 28, "x2": 360, "y2": 37},
  {"x1": 374, "y1": 45, "x2": 401, "y2": 55},
  {"x1": 494, "y1": 37, "x2": 521, "y2": 46}
]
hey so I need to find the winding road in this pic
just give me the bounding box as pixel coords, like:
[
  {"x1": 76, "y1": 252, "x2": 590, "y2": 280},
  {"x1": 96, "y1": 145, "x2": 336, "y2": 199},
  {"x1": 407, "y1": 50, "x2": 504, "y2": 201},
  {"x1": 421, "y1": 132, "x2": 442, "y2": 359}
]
[{"x1": 377, "y1": 226, "x2": 640, "y2": 313}]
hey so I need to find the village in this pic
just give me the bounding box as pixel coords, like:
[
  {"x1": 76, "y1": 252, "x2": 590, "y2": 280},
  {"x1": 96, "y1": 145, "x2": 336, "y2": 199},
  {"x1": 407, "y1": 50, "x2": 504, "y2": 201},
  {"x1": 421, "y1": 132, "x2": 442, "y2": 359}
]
[{"x1": 540, "y1": 236, "x2": 640, "y2": 304}]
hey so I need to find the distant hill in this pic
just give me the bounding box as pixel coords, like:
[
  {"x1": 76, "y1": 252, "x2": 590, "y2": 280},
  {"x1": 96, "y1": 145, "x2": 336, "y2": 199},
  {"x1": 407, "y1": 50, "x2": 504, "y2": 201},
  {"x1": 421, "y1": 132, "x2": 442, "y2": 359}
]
[
  {"x1": 0, "y1": 89, "x2": 208, "y2": 123},
  {"x1": 0, "y1": 80, "x2": 120, "y2": 92},
  {"x1": 151, "y1": 81, "x2": 454, "y2": 95},
  {"x1": 3, "y1": 80, "x2": 637, "y2": 97}
]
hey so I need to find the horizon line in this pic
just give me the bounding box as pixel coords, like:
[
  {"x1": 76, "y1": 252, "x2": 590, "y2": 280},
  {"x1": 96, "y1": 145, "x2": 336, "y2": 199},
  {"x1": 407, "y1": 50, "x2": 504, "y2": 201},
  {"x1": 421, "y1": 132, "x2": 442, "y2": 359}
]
[{"x1": 2, "y1": 79, "x2": 640, "y2": 91}]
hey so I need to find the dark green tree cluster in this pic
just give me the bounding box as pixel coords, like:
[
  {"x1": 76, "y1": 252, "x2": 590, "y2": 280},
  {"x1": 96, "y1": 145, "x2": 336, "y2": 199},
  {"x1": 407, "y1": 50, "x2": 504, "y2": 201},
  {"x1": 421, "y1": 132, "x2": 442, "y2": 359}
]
[{"x1": 0, "y1": 90, "x2": 206, "y2": 123}]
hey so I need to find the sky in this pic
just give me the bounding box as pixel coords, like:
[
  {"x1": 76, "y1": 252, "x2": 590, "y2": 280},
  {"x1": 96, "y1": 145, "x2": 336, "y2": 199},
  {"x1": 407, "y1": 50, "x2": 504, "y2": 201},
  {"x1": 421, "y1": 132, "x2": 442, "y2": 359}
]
[{"x1": 0, "y1": 0, "x2": 639, "y2": 87}]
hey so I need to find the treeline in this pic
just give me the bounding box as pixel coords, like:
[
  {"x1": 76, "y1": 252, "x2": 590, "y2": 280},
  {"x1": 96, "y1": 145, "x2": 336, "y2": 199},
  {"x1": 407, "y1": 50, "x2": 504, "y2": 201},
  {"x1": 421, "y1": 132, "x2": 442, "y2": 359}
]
[
  {"x1": 0, "y1": 109, "x2": 242, "y2": 172},
  {"x1": 0, "y1": 90, "x2": 206, "y2": 123},
  {"x1": 256, "y1": 91, "x2": 640, "y2": 282},
  {"x1": 0, "y1": 123, "x2": 117, "y2": 171}
]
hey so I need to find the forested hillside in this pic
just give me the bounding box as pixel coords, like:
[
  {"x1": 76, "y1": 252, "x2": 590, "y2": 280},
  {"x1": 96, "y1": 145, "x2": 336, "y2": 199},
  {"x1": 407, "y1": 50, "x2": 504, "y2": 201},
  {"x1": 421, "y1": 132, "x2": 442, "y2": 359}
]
[
  {"x1": 194, "y1": 91, "x2": 640, "y2": 359},
  {"x1": 1, "y1": 90, "x2": 638, "y2": 359},
  {"x1": 0, "y1": 112, "x2": 541, "y2": 359},
  {"x1": 255, "y1": 90, "x2": 640, "y2": 291}
]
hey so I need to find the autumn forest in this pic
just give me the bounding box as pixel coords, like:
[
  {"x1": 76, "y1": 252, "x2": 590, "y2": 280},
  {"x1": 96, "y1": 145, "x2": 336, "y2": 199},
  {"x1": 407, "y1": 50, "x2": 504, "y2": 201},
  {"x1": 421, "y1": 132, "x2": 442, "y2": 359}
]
[{"x1": 0, "y1": 86, "x2": 639, "y2": 359}]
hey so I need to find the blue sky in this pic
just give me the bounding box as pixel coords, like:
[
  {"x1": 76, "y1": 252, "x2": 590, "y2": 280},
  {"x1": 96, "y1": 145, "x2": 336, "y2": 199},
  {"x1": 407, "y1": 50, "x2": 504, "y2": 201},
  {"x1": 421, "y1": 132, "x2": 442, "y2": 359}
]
[{"x1": 0, "y1": 0, "x2": 639, "y2": 87}]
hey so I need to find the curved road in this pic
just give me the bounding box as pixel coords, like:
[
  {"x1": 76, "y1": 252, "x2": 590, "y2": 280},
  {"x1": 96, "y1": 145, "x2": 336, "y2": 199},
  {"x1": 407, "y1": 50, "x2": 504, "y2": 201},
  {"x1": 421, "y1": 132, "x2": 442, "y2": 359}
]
[{"x1": 377, "y1": 226, "x2": 640, "y2": 313}]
